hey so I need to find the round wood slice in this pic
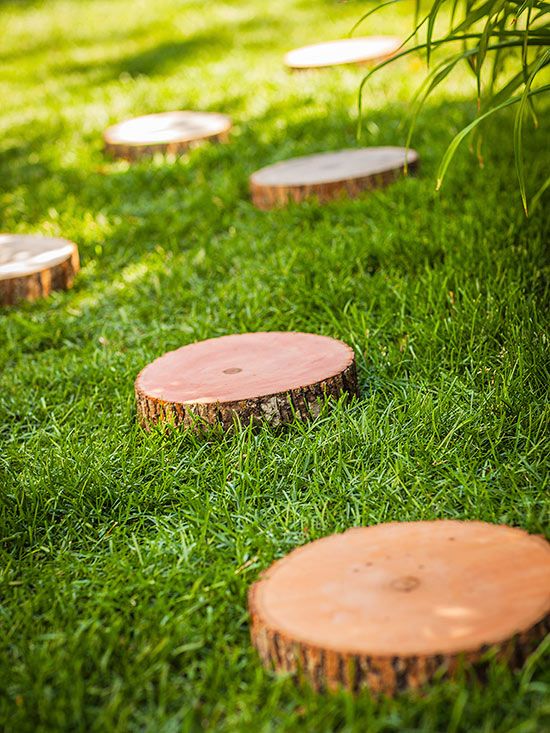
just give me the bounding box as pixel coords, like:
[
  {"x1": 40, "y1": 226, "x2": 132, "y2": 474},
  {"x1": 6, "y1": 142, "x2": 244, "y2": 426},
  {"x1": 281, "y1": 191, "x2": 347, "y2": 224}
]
[
  {"x1": 249, "y1": 521, "x2": 550, "y2": 696},
  {"x1": 250, "y1": 147, "x2": 419, "y2": 209},
  {"x1": 0, "y1": 234, "x2": 79, "y2": 306},
  {"x1": 284, "y1": 36, "x2": 401, "y2": 70},
  {"x1": 135, "y1": 331, "x2": 358, "y2": 431},
  {"x1": 104, "y1": 110, "x2": 232, "y2": 161}
]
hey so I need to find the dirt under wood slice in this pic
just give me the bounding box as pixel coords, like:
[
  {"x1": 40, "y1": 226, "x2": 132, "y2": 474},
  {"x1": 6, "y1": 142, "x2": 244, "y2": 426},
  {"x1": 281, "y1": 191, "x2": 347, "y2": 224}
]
[
  {"x1": 135, "y1": 331, "x2": 358, "y2": 431},
  {"x1": 104, "y1": 110, "x2": 232, "y2": 160},
  {"x1": 250, "y1": 147, "x2": 419, "y2": 209},
  {"x1": 249, "y1": 520, "x2": 550, "y2": 696},
  {"x1": 284, "y1": 36, "x2": 402, "y2": 70},
  {"x1": 0, "y1": 234, "x2": 79, "y2": 306}
]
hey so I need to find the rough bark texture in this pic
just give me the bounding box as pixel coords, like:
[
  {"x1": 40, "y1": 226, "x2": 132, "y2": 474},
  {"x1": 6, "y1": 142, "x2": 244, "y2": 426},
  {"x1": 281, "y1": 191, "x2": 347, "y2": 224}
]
[
  {"x1": 248, "y1": 589, "x2": 550, "y2": 696},
  {"x1": 251, "y1": 159, "x2": 419, "y2": 210},
  {"x1": 135, "y1": 359, "x2": 358, "y2": 432},
  {"x1": 0, "y1": 247, "x2": 80, "y2": 306},
  {"x1": 104, "y1": 129, "x2": 230, "y2": 161}
]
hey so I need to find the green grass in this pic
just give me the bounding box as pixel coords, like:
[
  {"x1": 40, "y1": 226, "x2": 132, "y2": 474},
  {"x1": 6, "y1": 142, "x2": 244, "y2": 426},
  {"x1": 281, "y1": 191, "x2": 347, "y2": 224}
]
[{"x1": 0, "y1": 0, "x2": 549, "y2": 731}]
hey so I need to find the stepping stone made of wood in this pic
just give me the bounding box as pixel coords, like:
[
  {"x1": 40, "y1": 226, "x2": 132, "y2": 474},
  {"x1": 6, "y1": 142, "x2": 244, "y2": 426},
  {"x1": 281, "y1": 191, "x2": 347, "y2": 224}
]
[
  {"x1": 135, "y1": 331, "x2": 357, "y2": 431},
  {"x1": 250, "y1": 147, "x2": 419, "y2": 209},
  {"x1": 103, "y1": 110, "x2": 232, "y2": 161},
  {"x1": 0, "y1": 234, "x2": 79, "y2": 306},
  {"x1": 284, "y1": 36, "x2": 401, "y2": 70},
  {"x1": 249, "y1": 520, "x2": 550, "y2": 696}
]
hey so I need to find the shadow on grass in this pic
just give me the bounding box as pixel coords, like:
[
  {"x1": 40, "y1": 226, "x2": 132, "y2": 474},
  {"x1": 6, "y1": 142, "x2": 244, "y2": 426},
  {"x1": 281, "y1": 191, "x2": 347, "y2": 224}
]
[
  {"x1": 0, "y1": 20, "x2": 159, "y2": 64},
  {"x1": 2, "y1": 93, "x2": 548, "y2": 346},
  {"x1": 47, "y1": 14, "x2": 287, "y2": 82},
  {"x1": 3, "y1": 94, "x2": 548, "y2": 245},
  {"x1": 61, "y1": 33, "x2": 229, "y2": 80}
]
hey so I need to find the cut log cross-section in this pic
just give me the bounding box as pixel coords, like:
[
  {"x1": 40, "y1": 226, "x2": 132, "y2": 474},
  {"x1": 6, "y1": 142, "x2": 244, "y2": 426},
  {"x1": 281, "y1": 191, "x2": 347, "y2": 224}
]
[
  {"x1": 284, "y1": 36, "x2": 402, "y2": 70},
  {"x1": 104, "y1": 110, "x2": 232, "y2": 161},
  {"x1": 0, "y1": 234, "x2": 79, "y2": 306},
  {"x1": 135, "y1": 331, "x2": 358, "y2": 431},
  {"x1": 250, "y1": 147, "x2": 419, "y2": 210},
  {"x1": 249, "y1": 521, "x2": 550, "y2": 696}
]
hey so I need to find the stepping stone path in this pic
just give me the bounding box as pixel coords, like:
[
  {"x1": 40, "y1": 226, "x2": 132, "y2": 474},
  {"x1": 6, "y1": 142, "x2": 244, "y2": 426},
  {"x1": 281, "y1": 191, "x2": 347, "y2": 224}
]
[
  {"x1": 10, "y1": 20, "x2": 544, "y2": 707},
  {"x1": 250, "y1": 147, "x2": 419, "y2": 209},
  {"x1": 104, "y1": 110, "x2": 232, "y2": 161},
  {"x1": 249, "y1": 520, "x2": 550, "y2": 695},
  {"x1": 135, "y1": 331, "x2": 357, "y2": 431},
  {"x1": 284, "y1": 36, "x2": 401, "y2": 70},
  {"x1": 0, "y1": 234, "x2": 79, "y2": 306}
]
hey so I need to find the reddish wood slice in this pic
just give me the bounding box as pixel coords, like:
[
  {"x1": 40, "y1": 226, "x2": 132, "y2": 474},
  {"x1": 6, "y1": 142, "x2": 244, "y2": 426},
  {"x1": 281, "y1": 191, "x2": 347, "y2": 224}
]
[
  {"x1": 135, "y1": 331, "x2": 358, "y2": 431},
  {"x1": 0, "y1": 234, "x2": 79, "y2": 306},
  {"x1": 249, "y1": 521, "x2": 550, "y2": 695},
  {"x1": 284, "y1": 36, "x2": 401, "y2": 70},
  {"x1": 250, "y1": 147, "x2": 419, "y2": 209},
  {"x1": 104, "y1": 110, "x2": 232, "y2": 161}
]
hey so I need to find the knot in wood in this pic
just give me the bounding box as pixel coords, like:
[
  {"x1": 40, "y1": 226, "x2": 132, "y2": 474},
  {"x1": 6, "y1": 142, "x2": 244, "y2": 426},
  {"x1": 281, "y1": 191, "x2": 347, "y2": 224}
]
[{"x1": 390, "y1": 575, "x2": 420, "y2": 592}]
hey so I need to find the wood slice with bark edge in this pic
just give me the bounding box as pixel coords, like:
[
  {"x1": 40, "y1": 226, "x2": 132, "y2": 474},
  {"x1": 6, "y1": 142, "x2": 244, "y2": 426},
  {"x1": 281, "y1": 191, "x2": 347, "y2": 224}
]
[
  {"x1": 248, "y1": 521, "x2": 550, "y2": 696},
  {"x1": 103, "y1": 111, "x2": 232, "y2": 161},
  {"x1": 0, "y1": 234, "x2": 79, "y2": 306},
  {"x1": 250, "y1": 147, "x2": 419, "y2": 210},
  {"x1": 135, "y1": 332, "x2": 358, "y2": 432},
  {"x1": 284, "y1": 36, "x2": 402, "y2": 71}
]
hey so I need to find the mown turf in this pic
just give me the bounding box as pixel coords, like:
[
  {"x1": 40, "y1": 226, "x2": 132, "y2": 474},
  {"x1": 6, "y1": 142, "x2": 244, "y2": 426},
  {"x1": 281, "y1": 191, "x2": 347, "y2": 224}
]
[{"x1": 0, "y1": 0, "x2": 549, "y2": 731}]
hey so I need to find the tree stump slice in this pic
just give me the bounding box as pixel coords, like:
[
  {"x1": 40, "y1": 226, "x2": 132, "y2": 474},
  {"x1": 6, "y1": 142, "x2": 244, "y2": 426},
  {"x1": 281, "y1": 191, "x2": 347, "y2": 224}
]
[
  {"x1": 135, "y1": 331, "x2": 358, "y2": 431},
  {"x1": 284, "y1": 36, "x2": 401, "y2": 70},
  {"x1": 250, "y1": 147, "x2": 419, "y2": 209},
  {"x1": 0, "y1": 234, "x2": 79, "y2": 306},
  {"x1": 104, "y1": 111, "x2": 232, "y2": 161},
  {"x1": 249, "y1": 521, "x2": 550, "y2": 696}
]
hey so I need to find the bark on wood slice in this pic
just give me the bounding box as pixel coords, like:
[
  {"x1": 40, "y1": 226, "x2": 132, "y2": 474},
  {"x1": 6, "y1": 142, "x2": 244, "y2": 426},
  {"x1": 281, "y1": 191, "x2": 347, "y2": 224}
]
[
  {"x1": 0, "y1": 234, "x2": 79, "y2": 306},
  {"x1": 249, "y1": 521, "x2": 550, "y2": 696},
  {"x1": 104, "y1": 111, "x2": 232, "y2": 161},
  {"x1": 284, "y1": 36, "x2": 401, "y2": 70},
  {"x1": 250, "y1": 147, "x2": 419, "y2": 210},
  {"x1": 135, "y1": 331, "x2": 358, "y2": 431}
]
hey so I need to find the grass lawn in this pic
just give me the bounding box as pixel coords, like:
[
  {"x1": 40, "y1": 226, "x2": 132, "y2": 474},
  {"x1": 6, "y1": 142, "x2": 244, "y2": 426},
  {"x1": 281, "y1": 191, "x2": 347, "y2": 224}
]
[{"x1": 1, "y1": 0, "x2": 549, "y2": 730}]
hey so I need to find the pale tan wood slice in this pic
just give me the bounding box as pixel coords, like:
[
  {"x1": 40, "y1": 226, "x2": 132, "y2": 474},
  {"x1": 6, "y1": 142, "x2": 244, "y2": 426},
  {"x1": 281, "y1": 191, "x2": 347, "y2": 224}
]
[
  {"x1": 249, "y1": 521, "x2": 550, "y2": 696},
  {"x1": 135, "y1": 331, "x2": 358, "y2": 431},
  {"x1": 284, "y1": 36, "x2": 401, "y2": 70},
  {"x1": 0, "y1": 234, "x2": 79, "y2": 306},
  {"x1": 250, "y1": 147, "x2": 419, "y2": 209},
  {"x1": 104, "y1": 110, "x2": 232, "y2": 161}
]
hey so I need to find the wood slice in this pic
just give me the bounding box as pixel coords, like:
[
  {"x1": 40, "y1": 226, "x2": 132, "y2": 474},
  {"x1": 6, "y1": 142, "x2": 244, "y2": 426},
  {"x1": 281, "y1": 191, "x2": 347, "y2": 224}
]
[
  {"x1": 284, "y1": 36, "x2": 401, "y2": 70},
  {"x1": 104, "y1": 110, "x2": 232, "y2": 161},
  {"x1": 250, "y1": 147, "x2": 419, "y2": 209},
  {"x1": 135, "y1": 331, "x2": 358, "y2": 431},
  {"x1": 249, "y1": 521, "x2": 550, "y2": 696},
  {"x1": 0, "y1": 234, "x2": 79, "y2": 306}
]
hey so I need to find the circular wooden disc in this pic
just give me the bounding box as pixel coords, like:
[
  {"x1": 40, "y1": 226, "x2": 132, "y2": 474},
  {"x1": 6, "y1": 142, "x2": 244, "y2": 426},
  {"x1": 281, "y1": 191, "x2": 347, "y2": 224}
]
[
  {"x1": 103, "y1": 110, "x2": 232, "y2": 160},
  {"x1": 0, "y1": 234, "x2": 79, "y2": 306},
  {"x1": 284, "y1": 36, "x2": 401, "y2": 70},
  {"x1": 135, "y1": 331, "x2": 358, "y2": 430},
  {"x1": 250, "y1": 147, "x2": 419, "y2": 209},
  {"x1": 249, "y1": 521, "x2": 550, "y2": 695}
]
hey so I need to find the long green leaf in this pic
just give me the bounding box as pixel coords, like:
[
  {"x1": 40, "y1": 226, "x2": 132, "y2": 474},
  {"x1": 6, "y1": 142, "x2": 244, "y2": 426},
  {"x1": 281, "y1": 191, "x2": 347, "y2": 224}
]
[
  {"x1": 348, "y1": 0, "x2": 402, "y2": 37},
  {"x1": 436, "y1": 83, "x2": 550, "y2": 191},
  {"x1": 488, "y1": 51, "x2": 549, "y2": 108},
  {"x1": 358, "y1": 35, "x2": 546, "y2": 131},
  {"x1": 514, "y1": 50, "x2": 549, "y2": 214},
  {"x1": 426, "y1": 0, "x2": 447, "y2": 66},
  {"x1": 451, "y1": 0, "x2": 502, "y2": 34},
  {"x1": 530, "y1": 174, "x2": 550, "y2": 212}
]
